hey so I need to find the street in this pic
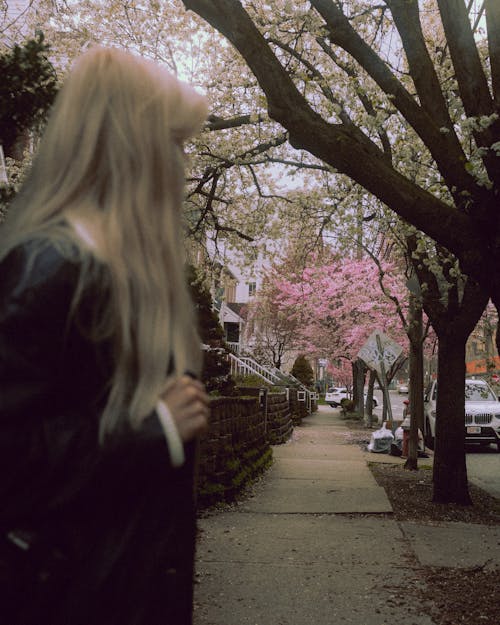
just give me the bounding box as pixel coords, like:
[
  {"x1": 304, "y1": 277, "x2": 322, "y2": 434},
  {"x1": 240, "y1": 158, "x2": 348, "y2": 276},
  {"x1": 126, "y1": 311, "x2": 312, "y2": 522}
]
[{"x1": 371, "y1": 388, "x2": 408, "y2": 421}]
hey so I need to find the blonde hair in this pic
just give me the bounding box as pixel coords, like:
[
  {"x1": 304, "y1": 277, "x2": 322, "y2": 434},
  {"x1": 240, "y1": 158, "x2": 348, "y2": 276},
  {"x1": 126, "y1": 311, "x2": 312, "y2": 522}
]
[{"x1": 0, "y1": 47, "x2": 208, "y2": 439}]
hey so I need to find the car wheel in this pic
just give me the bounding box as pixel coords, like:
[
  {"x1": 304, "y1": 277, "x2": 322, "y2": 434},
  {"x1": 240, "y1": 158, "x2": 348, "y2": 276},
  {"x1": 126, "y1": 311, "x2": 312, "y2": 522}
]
[
  {"x1": 424, "y1": 419, "x2": 434, "y2": 450},
  {"x1": 329, "y1": 404, "x2": 335, "y2": 408}
]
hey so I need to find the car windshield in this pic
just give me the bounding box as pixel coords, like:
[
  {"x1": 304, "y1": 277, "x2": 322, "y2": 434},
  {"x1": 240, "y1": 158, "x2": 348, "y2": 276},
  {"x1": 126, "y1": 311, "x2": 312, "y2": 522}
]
[{"x1": 464, "y1": 382, "x2": 496, "y2": 402}]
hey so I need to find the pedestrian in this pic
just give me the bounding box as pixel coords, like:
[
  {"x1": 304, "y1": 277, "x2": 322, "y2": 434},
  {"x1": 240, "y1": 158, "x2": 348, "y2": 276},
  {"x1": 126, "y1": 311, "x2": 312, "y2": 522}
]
[{"x1": 0, "y1": 47, "x2": 209, "y2": 625}]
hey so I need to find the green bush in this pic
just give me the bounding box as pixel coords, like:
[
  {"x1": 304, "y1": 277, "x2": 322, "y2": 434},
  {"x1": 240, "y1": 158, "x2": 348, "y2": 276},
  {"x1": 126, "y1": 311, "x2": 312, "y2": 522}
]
[
  {"x1": 187, "y1": 266, "x2": 235, "y2": 396},
  {"x1": 340, "y1": 398, "x2": 355, "y2": 413},
  {"x1": 233, "y1": 374, "x2": 272, "y2": 388},
  {"x1": 290, "y1": 354, "x2": 314, "y2": 388}
]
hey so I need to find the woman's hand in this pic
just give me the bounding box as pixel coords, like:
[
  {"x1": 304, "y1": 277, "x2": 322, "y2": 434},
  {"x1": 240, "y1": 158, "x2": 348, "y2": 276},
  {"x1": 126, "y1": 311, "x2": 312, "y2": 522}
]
[{"x1": 160, "y1": 375, "x2": 209, "y2": 442}]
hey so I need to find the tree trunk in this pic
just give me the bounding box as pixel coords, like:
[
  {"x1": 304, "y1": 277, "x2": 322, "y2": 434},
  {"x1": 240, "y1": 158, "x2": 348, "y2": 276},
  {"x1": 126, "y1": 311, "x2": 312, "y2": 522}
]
[
  {"x1": 352, "y1": 358, "x2": 365, "y2": 418},
  {"x1": 432, "y1": 332, "x2": 471, "y2": 504},
  {"x1": 365, "y1": 369, "x2": 377, "y2": 427},
  {"x1": 405, "y1": 294, "x2": 424, "y2": 471}
]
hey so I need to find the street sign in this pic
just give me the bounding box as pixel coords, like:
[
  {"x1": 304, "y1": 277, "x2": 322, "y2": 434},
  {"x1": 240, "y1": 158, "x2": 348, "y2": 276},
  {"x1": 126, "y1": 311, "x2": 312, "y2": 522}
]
[{"x1": 357, "y1": 330, "x2": 403, "y2": 375}]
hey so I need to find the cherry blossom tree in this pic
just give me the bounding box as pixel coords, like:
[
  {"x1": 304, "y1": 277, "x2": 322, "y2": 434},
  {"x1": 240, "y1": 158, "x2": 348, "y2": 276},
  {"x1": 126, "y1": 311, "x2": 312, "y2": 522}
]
[
  {"x1": 181, "y1": 0, "x2": 500, "y2": 321},
  {"x1": 256, "y1": 249, "x2": 409, "y2": 393},
  {"x1": 244, "y1": 274, "x2": 300, "y2": 370}
]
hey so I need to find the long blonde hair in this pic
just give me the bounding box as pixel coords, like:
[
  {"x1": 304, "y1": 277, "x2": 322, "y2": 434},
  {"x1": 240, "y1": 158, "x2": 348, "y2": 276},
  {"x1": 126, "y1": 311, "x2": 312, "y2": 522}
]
[{"x1": 0, "y1": 47, "x2": 208, "y2": 439}]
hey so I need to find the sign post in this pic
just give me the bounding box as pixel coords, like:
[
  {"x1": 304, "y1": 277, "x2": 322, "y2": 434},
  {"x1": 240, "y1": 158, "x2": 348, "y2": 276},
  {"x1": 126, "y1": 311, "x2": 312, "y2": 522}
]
[{"x1": 358, "y1": 330, "x2": 403, "y2": 426}]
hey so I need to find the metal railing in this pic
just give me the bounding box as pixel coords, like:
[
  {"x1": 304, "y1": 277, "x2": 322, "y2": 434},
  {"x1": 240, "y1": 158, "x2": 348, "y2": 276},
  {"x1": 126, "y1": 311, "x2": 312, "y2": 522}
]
[
  {"x1": 228, "y1": 353, "x2": 281, "y2": 385},
  {"x1": 225, "y1": 341, "x2": 241, "y2": 355}
]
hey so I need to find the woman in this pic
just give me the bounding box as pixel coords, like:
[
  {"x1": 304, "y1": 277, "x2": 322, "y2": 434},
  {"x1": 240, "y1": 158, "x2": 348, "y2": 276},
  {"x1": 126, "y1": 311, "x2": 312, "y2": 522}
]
[{"x1": 0, "y1": 47, "x2": 209, "y2": 624}]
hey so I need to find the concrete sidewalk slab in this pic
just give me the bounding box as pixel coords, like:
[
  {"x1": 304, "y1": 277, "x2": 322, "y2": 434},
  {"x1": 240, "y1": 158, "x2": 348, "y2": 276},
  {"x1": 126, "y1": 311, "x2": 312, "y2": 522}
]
[
  {"x1": 273, "y1": 443, "x2": 367, "y2": 461},
  {"x1": 400, "y1": 521, "x2": 500, "y2": 570},
  {"x1": 267, "y1": 458, "x2": 377, "y2": 483},
  {"x1": 194, "y1": 406, "x2": 498, "y2": 625},
  {"x1": 195, "y1": 514, "x2": 433, "y2": 625},
  {"x1": 240, "y1": 482, "x2": 392, "y2": 514}
]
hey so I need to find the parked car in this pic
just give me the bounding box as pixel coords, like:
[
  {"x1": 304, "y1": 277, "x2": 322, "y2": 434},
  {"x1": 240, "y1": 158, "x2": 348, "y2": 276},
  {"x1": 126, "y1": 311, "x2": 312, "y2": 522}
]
[
  {"x1": 397, "y1": 382, "x2": 409, "y2": 394},
  {"x1": 325, "y1": 387, "x2": 348, "y2": 407},
  {"x1": 325, "y1": 387, "x2": 378, "y2": 409},
  {"x1": 423, "y1": 378, "x2": 500, "y2": 451}
]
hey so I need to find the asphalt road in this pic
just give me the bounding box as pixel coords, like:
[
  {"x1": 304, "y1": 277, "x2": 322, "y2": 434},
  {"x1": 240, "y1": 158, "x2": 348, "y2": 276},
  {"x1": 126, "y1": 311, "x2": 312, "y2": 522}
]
[
  {"x1": 466, "y1": 445, "x2": 500, "y2": 498},
  {"x1": 371, "y1": 388, "x2": 408, "y2": 421}
]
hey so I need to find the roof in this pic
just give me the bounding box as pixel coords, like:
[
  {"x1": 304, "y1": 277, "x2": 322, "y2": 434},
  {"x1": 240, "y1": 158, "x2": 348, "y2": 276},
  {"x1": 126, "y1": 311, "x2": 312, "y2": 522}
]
[
  {"x1": 220, "y1": 301, "x2": 246, "y2": 323},
  {"x1": 226, "y1": 302, "x2": 245, "y2": 316}
]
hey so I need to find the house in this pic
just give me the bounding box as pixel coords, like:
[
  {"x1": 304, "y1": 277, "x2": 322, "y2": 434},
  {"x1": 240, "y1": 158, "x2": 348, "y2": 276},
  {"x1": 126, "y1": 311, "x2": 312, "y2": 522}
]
[{"x1": 217, "y1": 262, "x2": 261, "y2": 355}]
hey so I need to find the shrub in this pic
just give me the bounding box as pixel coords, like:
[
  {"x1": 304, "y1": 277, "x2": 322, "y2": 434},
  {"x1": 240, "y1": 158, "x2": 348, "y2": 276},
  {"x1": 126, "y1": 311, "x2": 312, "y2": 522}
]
[
  {"x1": 233, "y1": 374, "x2": 272, "y2": 388},
  {"x1": 340, "y1": 398, "x2": 355, "y2": 413},
  {"x1": 290, "y1": 354, "x2": 314, "y2": 388},
  {"x1": 187, "y1": 266, "x2": 235, "y2": 396}
]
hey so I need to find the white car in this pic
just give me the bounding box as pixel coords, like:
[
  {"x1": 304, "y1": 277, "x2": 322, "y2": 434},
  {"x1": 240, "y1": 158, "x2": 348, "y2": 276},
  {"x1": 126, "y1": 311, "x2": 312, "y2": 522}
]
[
  {"x1": 424, "y1": 378, "x2": 500, "y2": 451},
  {"x1": 325, "y1": 387, "x2": 378, "y2": 409},
  {"x1": 325, "y1": 387, "x2": 349, "y2": 407}
]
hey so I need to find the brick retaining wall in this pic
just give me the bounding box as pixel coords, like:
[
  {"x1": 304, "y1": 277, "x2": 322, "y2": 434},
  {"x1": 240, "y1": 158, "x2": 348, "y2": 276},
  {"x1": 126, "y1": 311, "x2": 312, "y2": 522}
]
[
  {"x1": 266, "y1": 391, "x2": 293, "y2": 444},
  {"x1": 197, "y1": 387, "x2": 316, "y2": 508},
  {"x1": 197, "y1": 396, "x2": 271, "y2": 507}
]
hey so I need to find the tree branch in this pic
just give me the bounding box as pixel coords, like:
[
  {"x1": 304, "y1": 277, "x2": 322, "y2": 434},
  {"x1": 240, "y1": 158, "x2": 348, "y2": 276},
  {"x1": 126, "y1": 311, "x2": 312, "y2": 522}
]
[
  {"x1": 206, "y1": 113, "x2": 266, "y2": 131},
  {"x1": 437, "y1": 0, "x2": 492, "y2": 118},
  {"x1": 268, "y1": 36, "x2": 354, "y2": 127},
  {"x1": 311, "y1": 0, "x2": 477, "y2": 197},
  {"x1": 314, "y1": 36, "x2": 393, "y2": 159},
  {"x1": 386, "y1": 0, "x2": 462, "y2": 149},
  {"x1": 436, "y1": 0, "x2": 500, "y2": 186},
  {"x1": 486, "y1": 0, "x2": 500, "y2": 106},
  {"x1": 182, "y1": 0, "x2": 491, "y2": 284}
]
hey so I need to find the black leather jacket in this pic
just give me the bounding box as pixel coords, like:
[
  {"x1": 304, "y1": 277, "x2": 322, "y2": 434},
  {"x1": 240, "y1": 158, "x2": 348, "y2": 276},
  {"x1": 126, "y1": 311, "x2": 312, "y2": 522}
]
[{"x1": 0, "y1": 242, "x2": 196, "y2": 625}]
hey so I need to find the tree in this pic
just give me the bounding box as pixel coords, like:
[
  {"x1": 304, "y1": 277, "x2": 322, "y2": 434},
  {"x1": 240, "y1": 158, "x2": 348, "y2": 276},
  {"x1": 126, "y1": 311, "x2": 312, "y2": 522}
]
[
  {"x1": 291, "y1": 354, "x2": 314, "y2": 388},
  {"x1": 179, "y1": 0, "x2": 500, "y2": 504},
  {"x1": 181, "y1": 0, "x2": 500, "y2": 319},
  {"x1": 262, "y1": 250, "x2": 409, "y2": 411},
  {"x1": 0, "y1": 34, "x2": 58, "y2": 218},
  {"x1": 407, "y1": 240, "x2": 488, "y2": 502},
  {"x1": 244, "y1": 274, "x2": 300, "y2": 369},
  {"x1": 187, "y1": 266, "x2": 235, "y2": 396},
  {"x1": 0, "y1": 33, "x2": 58, "y2": 158}
]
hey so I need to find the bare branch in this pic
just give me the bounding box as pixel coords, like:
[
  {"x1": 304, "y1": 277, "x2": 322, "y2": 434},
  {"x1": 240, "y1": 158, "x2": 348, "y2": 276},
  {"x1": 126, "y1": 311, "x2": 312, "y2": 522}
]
[{"x1": 248, "y1": 156, "x2": 331, "y2": 172}]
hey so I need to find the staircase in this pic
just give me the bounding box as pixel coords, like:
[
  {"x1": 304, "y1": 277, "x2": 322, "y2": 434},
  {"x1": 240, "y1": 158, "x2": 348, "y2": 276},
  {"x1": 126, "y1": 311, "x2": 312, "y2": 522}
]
[
  {"x1": 228, "y1": 354, "x2": 281, "y2": 385},
  {"x1": 227, "y1": 354, "x2": 317, "y2": 411}
]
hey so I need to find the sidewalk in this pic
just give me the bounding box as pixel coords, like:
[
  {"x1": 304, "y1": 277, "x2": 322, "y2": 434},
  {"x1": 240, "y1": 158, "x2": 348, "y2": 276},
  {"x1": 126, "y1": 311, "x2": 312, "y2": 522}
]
[{"x1": 193, "y1": 408, "x2": 499, "y2": 625}]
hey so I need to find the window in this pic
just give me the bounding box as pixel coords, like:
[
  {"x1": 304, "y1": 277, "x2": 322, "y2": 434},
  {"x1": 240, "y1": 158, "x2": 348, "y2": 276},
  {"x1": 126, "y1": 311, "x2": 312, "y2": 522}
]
[
  {"x1": 247, "y1": 282, "x2": 257, "y2": 297},
  {"x1": 224, "y1": 283, "x2": 236, "y2": 302}
]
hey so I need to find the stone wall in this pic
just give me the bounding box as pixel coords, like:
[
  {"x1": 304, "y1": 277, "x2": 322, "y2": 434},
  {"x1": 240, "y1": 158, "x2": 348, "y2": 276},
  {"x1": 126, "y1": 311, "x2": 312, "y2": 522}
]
[
  {"x1": 289, "y1": 388, "x2": 310, "y2": 424},
  {"x1": 197, "y1": 396, "x2": 271, "y2": 508},
  {"x1": 266, "y1": 391, "x2": 294, "y2": 444}
]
